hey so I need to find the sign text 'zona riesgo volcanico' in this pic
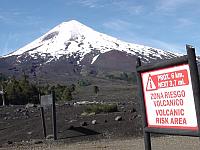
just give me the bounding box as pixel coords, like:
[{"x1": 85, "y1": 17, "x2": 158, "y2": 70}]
[{"x1": 141, "y1": 64, "x2": 198, "y2": 130}]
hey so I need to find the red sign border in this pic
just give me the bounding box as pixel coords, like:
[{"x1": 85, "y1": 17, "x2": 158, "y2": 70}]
[{"x1": 141, "y1": 64, "x2": 198, "y2": 131}]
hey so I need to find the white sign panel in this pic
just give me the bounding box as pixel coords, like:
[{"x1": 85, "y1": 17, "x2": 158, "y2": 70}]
[
  {"x1": 141, "y1": 64, "x2": 198, "y2": 130},
  {"x1": 41, "y1": 94, "x2": 53, "y2": 107}
]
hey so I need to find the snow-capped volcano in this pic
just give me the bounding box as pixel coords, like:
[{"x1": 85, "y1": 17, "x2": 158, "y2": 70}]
[
  {"x1": 5, "y1": 20, "x2": 179, "y2": 64},
  {"x1": 0, "y1": 20, "x2": 185, "y2": 82}
]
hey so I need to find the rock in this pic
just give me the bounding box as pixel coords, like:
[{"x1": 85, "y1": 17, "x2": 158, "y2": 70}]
[
  {"x1": 80, "y1": 121, "x2": 88, "y2": 126},
  {"x1": 69, "y1": 119, "x2": 77, "y2": 123},
  {"x1": 34, "y1": 140, "x2": 42, "y2": 144},
  {"x1": 7, "y1": 141, "x2": 13, "y2": 145},
  {"x1": 32, "y1": 139, "x2": 43, "y2": 144},
  {"x1": 46, "y1": 134, "x2": 54, "y2": 139},
  {"x1": 132, "y1": 114, "x2": 138, "y2": 119},
  {"x1": 27, "y1": 132, "x2": 32, "y2": 135},
  {"x1": 88, "y1": 112, "x2": 96, "y2": 116},
  {"x1": 21, "y1": 109, "x2": 27, "y2": 112},
  {"x1": 81, "y1": 112, "x2": 96, "y2": 116},
  {"x1": 64, "y1": 102, "x2": 71, "y2": 106},
  {"x1": 115, "y1": 116, "x2": 122, "y2": 121},
  {"x1": 16, "y1": 108, "x2": 22, "y2": 113},
  {"x1": 23, "y1": 111, "x2": 29, "y2": 116},
  {"x1": 68, "y1": 125, "x2": 74, "y2": 130},
  {"x1": 6, "y1": 112, "x2": 10, "y2": 115},
  {"x1": 4, "y1": 116, "x2": 11, "y2": 120},
  {"x1": 81, "y1": 112, "x2": 88, "y2": 116},
  {"x1": 130, "y1": 108, "x2": 137, "y2": 113},
  {"x1": 118, "y1": 102, "x2": 125, "y2": 105},
  {"x1": 25, "y1": 103, "x2": 36, "y2": 109},
  {"x1": 92, "y1": 120, "x2": 97, "y2": 125}
]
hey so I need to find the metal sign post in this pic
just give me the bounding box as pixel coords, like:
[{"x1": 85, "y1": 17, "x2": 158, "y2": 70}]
[
  {"x1": 52, "y1": 90, "x2": 57, "y2": 140},
  {"x1": 40, "y1": 106, "x2": 47, "y2": 138},
  {"x1": 186, "y1": 45, "x2": 200, "y2": 136},
  {"x1": 137, "y1": 58, "x2": 151, "y2": 150},
  {"x1": 40, "y1": 92, "x2": 57, "y2": 140},
  {"x1": 136, "y1": 45, "x2": 200, "y2": 149}
]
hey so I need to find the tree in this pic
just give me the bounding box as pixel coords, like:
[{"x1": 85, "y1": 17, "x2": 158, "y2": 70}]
[
  {"x1": 94, "y1": 86, "x2": 99, "y2": 96},
  {"x1": 0, "y1": 73, "x2": 7, "y2": 106},
  {"x1": 4, "y1": 75, "x2": 39, "y2": 105},
  {"x1": 61, "y1": 88, "x2": 72, "y2": 101},
  {"x1": 78, "y1": 79, "x2": 91, "y2": 86},
  {"x1": 69, "y1": 84, "x2": 76, "y2": 92}
]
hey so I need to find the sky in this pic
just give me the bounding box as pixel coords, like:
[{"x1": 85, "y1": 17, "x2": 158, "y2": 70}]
[{"x1": 0, "y1": 0, "x2": 200, "y2": 56}]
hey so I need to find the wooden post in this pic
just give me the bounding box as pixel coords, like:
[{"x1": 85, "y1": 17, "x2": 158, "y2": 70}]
[
  {"x1": 186, "y1": 45, "x2": 200, "y2": 136},
  {"x1": 136, "y1": 58, "x2": 152, "y2": 150},
  {"x1": 52, "y1": 90, "x2": 57, "y2": 140},
  {"x1": 40, "y1": 106, "x2": 47, "y2": 138}
]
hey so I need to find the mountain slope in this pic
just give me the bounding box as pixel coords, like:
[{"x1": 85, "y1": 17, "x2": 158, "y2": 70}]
[
  {"x1": 0, "y1": 20, "x2": 183, "y2": 81},
  {"x1": 5, "y1": 20, "x2": 179, "y2": 64}
]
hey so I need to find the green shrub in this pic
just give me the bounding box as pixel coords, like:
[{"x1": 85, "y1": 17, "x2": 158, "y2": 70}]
[
  {"x1": 105, "y1": 72, "x2": 137, "y2": 83},
  {"x1": 78, "y1": 79, "x2": 91, "y2": 86},
  {"x1": 93, "y1": 86, "x2": 99, "y2": 95},
  {"x1": 85, "y1": 103, "x2": 118, "y2": 114}
]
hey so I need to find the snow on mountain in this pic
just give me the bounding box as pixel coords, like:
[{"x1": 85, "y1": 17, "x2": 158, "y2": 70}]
[{"x1": 5, "y1": 20, "x2": 180, "y2": 64}]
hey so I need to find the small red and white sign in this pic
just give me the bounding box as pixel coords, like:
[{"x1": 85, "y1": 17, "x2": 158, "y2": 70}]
[{"x1": 141, "y1": 64, "x2": 198, "y2": 130}]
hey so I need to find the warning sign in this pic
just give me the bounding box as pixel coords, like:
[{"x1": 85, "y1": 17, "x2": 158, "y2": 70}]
[
  {"x1": 146, "y1": 75, "x2": 157, "y2": 91},
  {"x1": 141, "y1": 64, "x2": 198, "y2": 130},
  {"x1": 146, "y1": 69, "x2": 189, "y2": 91}
]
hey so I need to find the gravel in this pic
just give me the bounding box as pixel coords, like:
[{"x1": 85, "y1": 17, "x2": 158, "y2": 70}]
[{"x1": 2, "y1": 136, "x2": 200, "y2": 150}]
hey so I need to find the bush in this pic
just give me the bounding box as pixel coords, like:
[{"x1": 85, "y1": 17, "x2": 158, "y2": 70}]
[
  {"x1": 85, "y1": 103, "x2": 118, "y2": 114},
  {"x1": 4, "y1": 76, "x2": 39, "y2": 105},
  {"x1": 78, "y1": 79, "x2": 91, "y2": 86},
  {"x1": 52, "y1": 84, "x2": 73, "y2": 101},
  {"x1": 93, "y1": 86, "x2": 99, "y2": 95},
  {"x1": 105, "y1": 72, "x2": 137, "y2": 83}
]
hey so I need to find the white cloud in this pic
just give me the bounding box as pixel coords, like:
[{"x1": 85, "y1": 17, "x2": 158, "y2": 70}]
[
  {"x1": 156, "y1": 0, "x2": 196, "y2": 12},
  {"x1": 118, "y1": 34, "x2": 184, "y2": 54},
  {"x1": 75, "y1": 0, "x2": 144, "y2": 15},
  {"x1": 103, "y1": 19, "x2": 132, "y2": 31},
  {"x1": 0, "y1": 14, "x2": 9, "y2": 23},
  {"x1": 76, "y1": 0, "x2": 105, "y2": 8},
  {"x1": 79, "y1": 0, "x2": 97, "y2": 8},
  {"x1": 112, "y1": 1, "x2": 144, "y2": 15},
  {"x1": 0, "y1": 9, "x2": 44, "y2": 28},
  {"x1": 175, "y1": 18, "x2": 195, "y2": 29},
  {"x1": 146, "y1": 39, "x2": 183, "y2": 54},
  {"x1": 0, "y1": 9, "x2": 25, "y2": 24}
]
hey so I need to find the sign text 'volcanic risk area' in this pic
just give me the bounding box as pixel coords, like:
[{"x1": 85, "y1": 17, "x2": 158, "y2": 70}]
[{"x1": 141, "y1": 64, "x2": 198, "y2": 130}]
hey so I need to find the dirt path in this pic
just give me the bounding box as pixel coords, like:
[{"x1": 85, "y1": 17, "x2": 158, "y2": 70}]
[{"x1": 1, "y1": 136, "x2": 200, "y2": 150}]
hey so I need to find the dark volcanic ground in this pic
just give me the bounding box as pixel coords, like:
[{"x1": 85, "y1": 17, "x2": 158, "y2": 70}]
[
  {"x1": 0, "y1": 103, "x2": 142, "y2": 147},
  {"x1": 0, "y1": 81, "x2": 143, "y2": 148}
]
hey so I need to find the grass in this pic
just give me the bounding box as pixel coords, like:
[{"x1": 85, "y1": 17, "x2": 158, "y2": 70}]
[{"x1": 84, "y1": 103, "x2": 118, "y2": 114}]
